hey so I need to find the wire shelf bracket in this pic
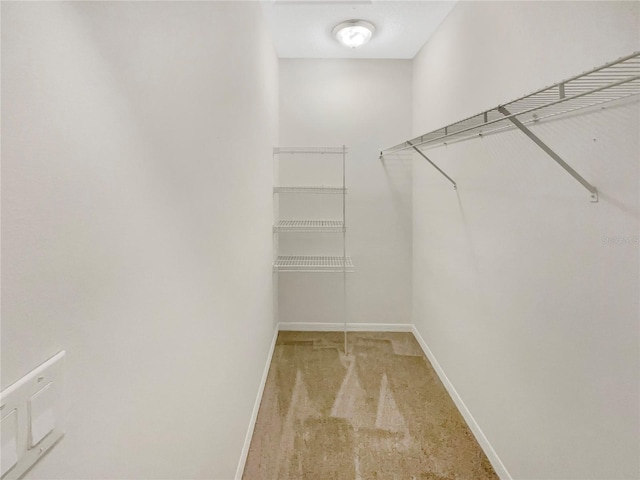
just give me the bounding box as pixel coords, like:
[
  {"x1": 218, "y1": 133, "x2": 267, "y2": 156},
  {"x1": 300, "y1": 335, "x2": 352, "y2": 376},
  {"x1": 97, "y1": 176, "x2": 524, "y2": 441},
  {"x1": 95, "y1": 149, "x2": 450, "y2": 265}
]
[
  {"x1": 498, "y1": 105, "x2": 598, "y2": 202},
  {"x1": 380, "y1": 51, "x2": 640, "y2": 202},
  {"x1": 409, "y1": 141, "x2": 457, "y2": 190}
]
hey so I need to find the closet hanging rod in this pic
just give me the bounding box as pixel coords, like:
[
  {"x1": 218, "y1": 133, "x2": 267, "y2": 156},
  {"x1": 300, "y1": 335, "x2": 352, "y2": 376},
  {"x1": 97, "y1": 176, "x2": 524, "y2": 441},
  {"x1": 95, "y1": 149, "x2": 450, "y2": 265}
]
[{"x1": 381, "y1": 51, "x2": 640, "y2": 155}]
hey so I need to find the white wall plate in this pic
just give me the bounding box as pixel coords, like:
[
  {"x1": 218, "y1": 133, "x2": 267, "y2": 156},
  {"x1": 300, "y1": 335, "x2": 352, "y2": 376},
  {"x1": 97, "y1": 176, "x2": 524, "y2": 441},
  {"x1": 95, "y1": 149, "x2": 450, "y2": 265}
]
[{"x1": 0, "y1": 351, "x2": 65, "y2": 480}]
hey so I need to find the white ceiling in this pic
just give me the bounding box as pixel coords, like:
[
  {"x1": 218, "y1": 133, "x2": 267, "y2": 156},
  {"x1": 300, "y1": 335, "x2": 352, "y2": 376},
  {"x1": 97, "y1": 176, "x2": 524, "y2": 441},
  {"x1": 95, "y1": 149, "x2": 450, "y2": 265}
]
[{"x1": 260, "y1": 0, "x2": 458, "y2": 59}]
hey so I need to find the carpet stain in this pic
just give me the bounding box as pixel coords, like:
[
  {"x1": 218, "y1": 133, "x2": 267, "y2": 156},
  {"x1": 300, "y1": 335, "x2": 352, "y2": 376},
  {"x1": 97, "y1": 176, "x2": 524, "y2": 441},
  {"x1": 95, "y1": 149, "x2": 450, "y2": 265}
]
[{"x1": 243, "y1": 331, "x2": 498, "y2": 480}]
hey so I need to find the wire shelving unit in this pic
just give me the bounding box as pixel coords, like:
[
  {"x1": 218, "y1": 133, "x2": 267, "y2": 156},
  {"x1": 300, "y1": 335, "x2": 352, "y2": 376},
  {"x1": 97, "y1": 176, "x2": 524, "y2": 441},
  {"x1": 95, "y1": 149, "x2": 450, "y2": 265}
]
[
  {"x1": 274, "y1": 220, "x2": 345, "y2": 233},
  {"x1": 274, "y1": 255, "x2": 355, "y2": 273},
  {"x1": 381, "y1": 51, "x2": 640, "y2": 202},
  {"x1": 273, "y1": 145, "x2": 352, "y2": 353},
  {"x1": 273, "y1": 185, "x2": 347, "y2": 195},
  {"x1": 274, "y1": 146, "x2": 346, "y2": 155},
  {"x1": 272, "y1": 146, "x2": 352, "y2": 273}
]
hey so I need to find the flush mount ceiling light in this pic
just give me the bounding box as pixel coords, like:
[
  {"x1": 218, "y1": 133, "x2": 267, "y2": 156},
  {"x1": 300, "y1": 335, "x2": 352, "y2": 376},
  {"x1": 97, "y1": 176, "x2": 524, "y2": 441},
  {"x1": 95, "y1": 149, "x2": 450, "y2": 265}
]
[{"x1": 332, "y1": 20, "x2": 375, "y2": 49}]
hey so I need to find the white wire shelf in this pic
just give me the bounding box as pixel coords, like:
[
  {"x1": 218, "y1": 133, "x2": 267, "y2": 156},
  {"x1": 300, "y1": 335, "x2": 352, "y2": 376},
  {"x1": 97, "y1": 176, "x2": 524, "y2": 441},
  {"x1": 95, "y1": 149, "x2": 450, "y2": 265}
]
[
  {"x1": 382, "y1": 51, "x2": 640, "y2": 153},
  {"x1": 274, "y1": 255, "x2": 354, "y2": 273},
  {"x1": 274, "y1": 185, "x2": 347, "y2": 194},
  {"x1": 274, "y1": 146, "x2": 347, "y2": 155},
  {"x1": 274, "y1": 220, "x2": 345, "y2": 233}
]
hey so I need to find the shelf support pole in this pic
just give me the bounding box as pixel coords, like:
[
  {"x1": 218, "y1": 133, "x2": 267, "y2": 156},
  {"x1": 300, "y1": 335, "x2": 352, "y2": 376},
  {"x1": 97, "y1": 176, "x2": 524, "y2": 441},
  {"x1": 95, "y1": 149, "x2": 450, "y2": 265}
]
[
  {"x1": 498, "y1": 106, "x2": 598, "y2": 203},
  {"x1": 407, "y1": 141, "x2": 457, "y2": 190}
]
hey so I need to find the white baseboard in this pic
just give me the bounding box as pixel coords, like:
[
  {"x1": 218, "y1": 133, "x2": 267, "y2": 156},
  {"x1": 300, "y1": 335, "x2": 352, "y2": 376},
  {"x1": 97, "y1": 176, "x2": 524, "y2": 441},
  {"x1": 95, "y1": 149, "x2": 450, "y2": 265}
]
[
  {"x1": 234, "y1": 327, "x2": 279, "y2": 480},
  {"x1": 411, "y1": 326, "x2": 512, "y2": 480},
  {"x1": 277, "y1": 322, "x2": 413, "y2": 332}
]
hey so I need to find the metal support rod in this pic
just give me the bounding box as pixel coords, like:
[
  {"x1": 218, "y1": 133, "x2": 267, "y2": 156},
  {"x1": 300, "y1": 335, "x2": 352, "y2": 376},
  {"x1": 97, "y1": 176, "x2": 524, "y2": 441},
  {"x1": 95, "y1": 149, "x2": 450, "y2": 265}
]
[
  {"x1": 498, "y1": 106, "x2": 598, "y2": 202},
  {"x1": 342, "y1": 145, "x2": 347, "y2": 355},
  {"x1": 408, "y1": 141, "x2": 457, "y2": 189}
]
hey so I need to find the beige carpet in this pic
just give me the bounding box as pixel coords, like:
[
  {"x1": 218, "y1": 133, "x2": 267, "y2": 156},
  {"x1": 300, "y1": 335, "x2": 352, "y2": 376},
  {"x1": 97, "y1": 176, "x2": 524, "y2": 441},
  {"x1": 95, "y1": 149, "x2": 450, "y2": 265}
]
[{"x1": 243, "y1": 331, "x2": 498, "y2": 480}]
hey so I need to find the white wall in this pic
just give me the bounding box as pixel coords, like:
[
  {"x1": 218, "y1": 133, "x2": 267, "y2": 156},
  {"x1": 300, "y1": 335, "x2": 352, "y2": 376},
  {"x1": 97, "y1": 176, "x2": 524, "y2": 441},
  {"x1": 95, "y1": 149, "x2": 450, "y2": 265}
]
[
  {"x1": 278, "y1": 59, "x2": 412, "y2": 326},
  {"x1": 1, "y1": 2, "x2": 278, "y2": 478},
  {"x1": 411, "y1": 2, "x2": 639, "y2": 479}
]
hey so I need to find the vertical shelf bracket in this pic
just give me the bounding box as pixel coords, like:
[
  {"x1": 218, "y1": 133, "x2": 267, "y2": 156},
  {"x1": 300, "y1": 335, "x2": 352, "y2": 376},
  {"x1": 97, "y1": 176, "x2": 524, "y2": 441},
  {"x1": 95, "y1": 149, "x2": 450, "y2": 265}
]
[
  {"x1": 406, "y1": 141, "x2": 457, "y2": 190},
  {"x1": 498, "y1": 106, "x2": 598, "y2": 203},
  {"x1": 342, "y1": 144, "x2": 347, "y2": 355}
]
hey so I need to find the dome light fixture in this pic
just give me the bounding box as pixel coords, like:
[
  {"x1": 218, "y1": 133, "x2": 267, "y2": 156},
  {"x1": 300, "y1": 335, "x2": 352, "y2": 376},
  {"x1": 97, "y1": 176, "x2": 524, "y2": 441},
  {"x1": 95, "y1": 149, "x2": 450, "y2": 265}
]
[{"x1": 332, "y1": 20, "x2": 375, "y2": 49}]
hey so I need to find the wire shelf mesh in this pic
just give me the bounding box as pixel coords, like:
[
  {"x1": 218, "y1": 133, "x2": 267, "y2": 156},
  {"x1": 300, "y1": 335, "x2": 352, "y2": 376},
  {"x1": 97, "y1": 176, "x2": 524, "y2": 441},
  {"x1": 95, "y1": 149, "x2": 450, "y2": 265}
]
[
  {"x1": 274, "y1": 185, "x2": 347, "y2": 194},
  {"x1": 274, "y1": 146, "x2": 347, "y2": 154},
  {"x1": 274, "y1": 255, "x2": 354, "y2": 272},
  {"x1": 382, "y1": 51, "x2": 640, "y2": 154},
  {"x1": 274, "y1": 220, "x2": 345, "y2": 232}
]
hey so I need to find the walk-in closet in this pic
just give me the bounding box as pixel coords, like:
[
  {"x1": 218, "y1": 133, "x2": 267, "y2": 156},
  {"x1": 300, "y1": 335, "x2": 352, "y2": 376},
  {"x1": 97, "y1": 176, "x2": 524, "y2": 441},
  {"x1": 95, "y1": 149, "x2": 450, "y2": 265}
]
[{"x1": 2, "y1": 2, "x2": 638, "y2": 479}]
